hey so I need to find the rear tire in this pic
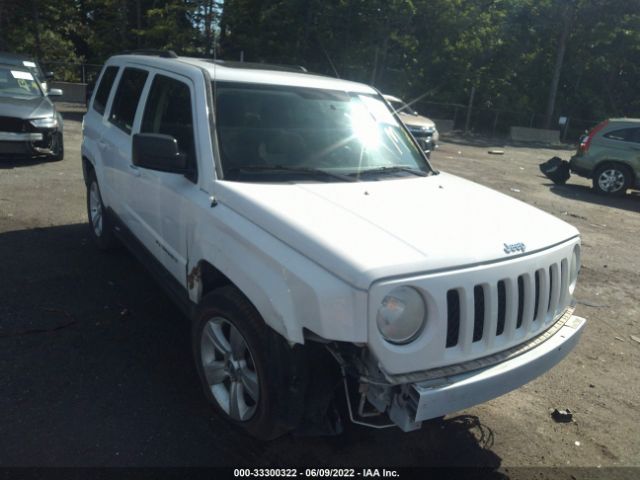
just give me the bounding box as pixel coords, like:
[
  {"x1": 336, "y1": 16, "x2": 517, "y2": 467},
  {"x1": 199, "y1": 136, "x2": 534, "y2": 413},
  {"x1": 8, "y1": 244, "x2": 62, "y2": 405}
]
[
  {"x1": 86, "y1": 170, "x2": 118, "y2": 250},
  {"x1": 192, "y1": 286, "x2": 307, "y2": 440},
  {"x1": 593, "y1": 163, "x2": 632, "y2": 196}
]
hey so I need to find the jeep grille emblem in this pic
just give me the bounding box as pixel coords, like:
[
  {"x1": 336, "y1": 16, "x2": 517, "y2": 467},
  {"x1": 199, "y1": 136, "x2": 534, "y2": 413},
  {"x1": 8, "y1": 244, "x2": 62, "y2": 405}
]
[{"x1": 504, "y1": 242, "x2": 526, "y2": 254}]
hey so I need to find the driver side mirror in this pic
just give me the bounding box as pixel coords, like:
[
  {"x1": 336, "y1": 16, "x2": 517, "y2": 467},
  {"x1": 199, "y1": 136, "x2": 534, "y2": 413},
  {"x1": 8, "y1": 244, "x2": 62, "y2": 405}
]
[
  {"x1": 132, "y1": 133, "x2": 188, "y2": 173},
  {"x1": 48, "y1": 88, "x2": 63, "y2": 97}
]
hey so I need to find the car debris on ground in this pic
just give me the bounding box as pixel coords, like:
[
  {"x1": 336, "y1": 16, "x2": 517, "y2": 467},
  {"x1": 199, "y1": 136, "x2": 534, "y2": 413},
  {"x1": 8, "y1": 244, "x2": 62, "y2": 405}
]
[
  {"x1": 551, "y1": 408, "x2": 574, "y2": 423},
  {"x1": 539, "y1": 156, "x2": 571, "y2": 185}
]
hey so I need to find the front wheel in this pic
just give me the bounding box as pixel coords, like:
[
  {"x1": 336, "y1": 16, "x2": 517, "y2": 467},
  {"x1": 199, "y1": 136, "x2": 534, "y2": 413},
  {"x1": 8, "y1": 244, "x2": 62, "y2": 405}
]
[
  {"x1": 593, "y1": 163, "x2": 631, "y2": 195},
  {"x1": 49, "y1": 132, "x2": 64, "y2": 161},
  {"x1": 192, "y1": 286, "x2": 307, "y2": 440}
]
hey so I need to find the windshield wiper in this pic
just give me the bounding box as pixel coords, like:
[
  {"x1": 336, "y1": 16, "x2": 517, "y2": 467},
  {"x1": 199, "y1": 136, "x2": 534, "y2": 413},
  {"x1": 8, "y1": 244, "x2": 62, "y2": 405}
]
[
  {"x1": 227, "y1": 165, "x2": 357, "y2": 182},
  {"x1": 350, "y1": 166, "x2": 429, "y2": 178}
]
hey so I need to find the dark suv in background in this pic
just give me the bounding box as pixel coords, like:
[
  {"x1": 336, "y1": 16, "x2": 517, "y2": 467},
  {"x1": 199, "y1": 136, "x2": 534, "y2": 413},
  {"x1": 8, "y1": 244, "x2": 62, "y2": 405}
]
[{"x1": 569, "y1": 118, "x2": 640, "y2": 196}]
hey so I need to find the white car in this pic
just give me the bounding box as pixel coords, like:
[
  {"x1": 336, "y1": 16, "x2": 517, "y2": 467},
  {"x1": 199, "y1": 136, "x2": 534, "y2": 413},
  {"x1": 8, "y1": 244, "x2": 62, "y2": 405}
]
[
  {"x1": 82, "y1": 52, "x2": 585, "y2": 439},
  {"x1": 383, "y1": 94, "x2": 439, "y2": 155}
]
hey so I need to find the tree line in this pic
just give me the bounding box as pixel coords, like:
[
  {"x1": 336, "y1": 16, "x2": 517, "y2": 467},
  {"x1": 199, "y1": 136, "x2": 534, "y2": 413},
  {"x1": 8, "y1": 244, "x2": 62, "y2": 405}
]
[{"x1": 1, "y1": 0, "x2": 639, "y2": 129}]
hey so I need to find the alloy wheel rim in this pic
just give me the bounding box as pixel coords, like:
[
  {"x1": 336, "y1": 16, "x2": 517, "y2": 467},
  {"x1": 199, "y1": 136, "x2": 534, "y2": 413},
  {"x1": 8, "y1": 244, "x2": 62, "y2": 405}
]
[
  {"x1": 598, "y1": 169, "x2": 625, "y2": 192},
  {"x1": 89, "y1": 182, "x2": 103, "y2": 236},
  {"x1": 200, "y1": 317, "x2": 259, "y2": 421}
]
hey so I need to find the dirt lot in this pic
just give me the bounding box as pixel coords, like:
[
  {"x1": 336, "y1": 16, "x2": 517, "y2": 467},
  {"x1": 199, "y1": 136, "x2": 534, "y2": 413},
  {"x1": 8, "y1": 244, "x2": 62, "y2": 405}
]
[{"x1": 1, "y1": 111, "x2": 639, "y2": 476}]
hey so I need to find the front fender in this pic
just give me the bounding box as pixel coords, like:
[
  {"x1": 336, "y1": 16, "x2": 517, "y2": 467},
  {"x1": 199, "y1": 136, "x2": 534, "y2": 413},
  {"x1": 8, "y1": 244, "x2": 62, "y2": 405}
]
[{"x1": 187, "y1": 204, "x2": 367, "y2": 344}]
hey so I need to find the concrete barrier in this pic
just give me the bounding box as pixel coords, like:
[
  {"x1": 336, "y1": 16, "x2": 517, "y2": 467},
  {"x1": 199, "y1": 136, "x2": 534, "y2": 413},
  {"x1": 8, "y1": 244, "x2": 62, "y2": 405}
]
[
  {"x1": 49, "y1": 81, "x2": 87, "y2": 104},
  {"x1": 510, "y1": 126, "x2": 560, "y2": 144},
  {"x1": 432, "y1": 119, "x2": 454, "y2": 133}
]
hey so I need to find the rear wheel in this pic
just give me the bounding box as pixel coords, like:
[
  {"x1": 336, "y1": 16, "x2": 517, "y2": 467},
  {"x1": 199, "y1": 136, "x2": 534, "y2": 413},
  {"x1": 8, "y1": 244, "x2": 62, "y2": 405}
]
[
  {"x1": 86, "y1": 170, "x2": 118, "y2": 250},
  {"x1": 593, "y1": 163, "x2": 632, "y2": 195}
]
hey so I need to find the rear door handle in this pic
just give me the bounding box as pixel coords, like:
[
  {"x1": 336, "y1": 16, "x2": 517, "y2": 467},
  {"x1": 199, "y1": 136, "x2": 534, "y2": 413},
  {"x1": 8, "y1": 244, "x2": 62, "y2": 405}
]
[
  {"x1": 128, "y1": 164, "x2": 141, "y2": 177},
  {"x1": 97, "y1": 139, "x2": 108, "y2": 150}
]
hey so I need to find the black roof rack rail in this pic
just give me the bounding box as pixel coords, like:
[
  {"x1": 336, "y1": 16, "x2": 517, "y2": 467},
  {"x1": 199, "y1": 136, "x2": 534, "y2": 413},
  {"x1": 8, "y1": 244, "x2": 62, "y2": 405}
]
[
  {"x1": 120, "y1": 49, "x2": 178, "y2": 58},
  {"x1": 209, "y1": 59, "x2": 309, "y2": 73}
]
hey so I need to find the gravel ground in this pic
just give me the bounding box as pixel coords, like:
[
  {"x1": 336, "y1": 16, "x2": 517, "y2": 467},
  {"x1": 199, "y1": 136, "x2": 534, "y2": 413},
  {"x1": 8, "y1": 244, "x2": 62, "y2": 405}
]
[{"x1": 0, "y1": 112, "x2": 638, "y2": 477}]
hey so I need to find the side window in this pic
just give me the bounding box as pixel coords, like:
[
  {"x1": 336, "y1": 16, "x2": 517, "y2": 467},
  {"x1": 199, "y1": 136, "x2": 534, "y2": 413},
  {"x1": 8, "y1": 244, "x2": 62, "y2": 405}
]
[
  {"x1": 604, "y1": 128, "x2": 640, "y2": 143},
  {"x1": 108, "y1": 68, "x2": 149, "y2": 134},
  {"x1": 92, "y1": 66, "x2": 118, "y2": 115},
  {"x1": 141, "y1": 74, "x2": 197, "y2": 168}
]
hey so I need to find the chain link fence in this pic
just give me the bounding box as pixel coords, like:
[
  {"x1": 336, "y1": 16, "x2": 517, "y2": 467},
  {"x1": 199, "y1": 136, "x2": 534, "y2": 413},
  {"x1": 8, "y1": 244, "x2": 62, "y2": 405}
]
[
  {"x1": 41, "y1": 61, "x2": 104, "y2": 85},
  {"x1": 40, "y1": 60, "x2": 600, "y2": 144}
]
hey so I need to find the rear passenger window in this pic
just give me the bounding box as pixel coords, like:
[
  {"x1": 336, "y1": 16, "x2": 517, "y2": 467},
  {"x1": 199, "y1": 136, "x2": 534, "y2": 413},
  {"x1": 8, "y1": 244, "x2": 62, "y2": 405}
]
[
  {"x1": 109, "y1": 68, "x2": 148, "y2": 134},
  {"x1": 604, "y1": 128, "x2": 640, "y2": 143},
  {"x1": 92, "y1": 66, "x2": 118, "y2": 115},
  {"x1": 141, "y1": 75, "x2": 197, "y2": 167}
]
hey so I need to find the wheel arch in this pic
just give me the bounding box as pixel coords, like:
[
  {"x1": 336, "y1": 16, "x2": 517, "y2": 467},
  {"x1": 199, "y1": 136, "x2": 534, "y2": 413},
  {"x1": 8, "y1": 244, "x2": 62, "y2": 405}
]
[{"x1": 82, "y1": 155, "x2": 95, "y2": 186}]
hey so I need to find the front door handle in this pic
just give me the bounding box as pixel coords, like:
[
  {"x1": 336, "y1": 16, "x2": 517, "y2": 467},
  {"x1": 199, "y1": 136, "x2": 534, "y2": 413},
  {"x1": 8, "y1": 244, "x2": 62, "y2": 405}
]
[{"x1": 97, "y1": 139, "x2": 108, "y2": 150}]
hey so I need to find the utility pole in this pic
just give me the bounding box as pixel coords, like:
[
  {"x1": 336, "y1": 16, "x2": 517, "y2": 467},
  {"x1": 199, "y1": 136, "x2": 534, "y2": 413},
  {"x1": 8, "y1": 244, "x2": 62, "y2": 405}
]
[{"x1": 544, "y1": 5, "x2": 574, "y2": 129}]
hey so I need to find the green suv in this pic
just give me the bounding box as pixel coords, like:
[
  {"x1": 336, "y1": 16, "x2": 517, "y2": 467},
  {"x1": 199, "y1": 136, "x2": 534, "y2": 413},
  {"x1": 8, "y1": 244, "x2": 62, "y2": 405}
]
[{"x1": 569, "y1": 118, "x2": 640, "y2": 195}]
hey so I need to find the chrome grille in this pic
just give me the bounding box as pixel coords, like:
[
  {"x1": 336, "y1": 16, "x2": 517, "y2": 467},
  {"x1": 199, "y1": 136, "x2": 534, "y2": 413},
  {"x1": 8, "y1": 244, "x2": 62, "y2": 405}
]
[{"x1": 445, "y1": 259, "x2": 570, "y2": 350}]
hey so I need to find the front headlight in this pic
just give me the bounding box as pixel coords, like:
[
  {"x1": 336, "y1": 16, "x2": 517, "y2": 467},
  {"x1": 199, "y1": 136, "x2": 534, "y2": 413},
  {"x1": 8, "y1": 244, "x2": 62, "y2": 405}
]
[
  {"x1": 569, "y1": 244, "x2": 581, "y2": 295},
  {"x1": 30, "y1": 116, "x2": 58, "y2": 129},
  {"x1": 376, "y1": 286, "x2": 426, "y2": 344}
]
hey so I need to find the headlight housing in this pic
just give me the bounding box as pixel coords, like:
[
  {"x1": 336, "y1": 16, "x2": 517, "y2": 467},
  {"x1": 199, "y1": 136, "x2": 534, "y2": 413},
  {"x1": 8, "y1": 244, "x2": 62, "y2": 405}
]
[
  {"x1": 569, "y1": 244, "x2": 581, "y2": 295},
  {"x1": 30, "y1": 116, "x2": 58, "y2": 129},
  {"x1": 376, "y1": 286, "x2": 427, "y2": 344}
]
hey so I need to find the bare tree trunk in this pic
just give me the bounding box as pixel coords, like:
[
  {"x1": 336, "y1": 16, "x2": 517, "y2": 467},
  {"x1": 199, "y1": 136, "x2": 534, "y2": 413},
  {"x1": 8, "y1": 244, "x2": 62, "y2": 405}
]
[
  {"x1": 136, "y1": 0, "x2": 141, "y2": 47},
  {"x1": 0, "y1": 1, "x2": 6, "y2": 50},
  {"x1": 543, "y1": 7, "x2": 574, "y2": 129},
  {"x1": 370, "y1": 46, "x2": 379, "y2": 85},
  {"x1": 464, "y1": 85, "x2": 476, "y2": 134},
  {"x1": 31, "y1": 0, "x2": 42, "y2": 59},
  {"x1": 118, "y1": 0, "x2": 128, "y2": 50}
]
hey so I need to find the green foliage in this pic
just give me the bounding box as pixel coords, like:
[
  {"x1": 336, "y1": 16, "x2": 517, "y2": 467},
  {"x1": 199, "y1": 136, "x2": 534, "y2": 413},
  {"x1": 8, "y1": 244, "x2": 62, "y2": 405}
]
[{"x1": 0, "y1": 0, "x2": 639, "y2": 122}]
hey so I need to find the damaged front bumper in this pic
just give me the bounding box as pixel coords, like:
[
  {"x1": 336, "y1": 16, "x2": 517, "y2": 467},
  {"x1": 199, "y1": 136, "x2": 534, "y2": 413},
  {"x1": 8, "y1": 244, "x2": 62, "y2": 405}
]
[
  {"x1": 0, "y1": 129, "x2": 58, "y2": 156},
  {"x1": 343, "y1": 309, "x2": 586, "y2": 432}
]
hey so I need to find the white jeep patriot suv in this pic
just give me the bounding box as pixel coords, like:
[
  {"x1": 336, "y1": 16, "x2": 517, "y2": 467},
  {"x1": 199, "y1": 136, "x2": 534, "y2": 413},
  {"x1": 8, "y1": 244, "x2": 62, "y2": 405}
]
[{"x1": 82, "y1": 51, "x2": 585, "y2": 439}]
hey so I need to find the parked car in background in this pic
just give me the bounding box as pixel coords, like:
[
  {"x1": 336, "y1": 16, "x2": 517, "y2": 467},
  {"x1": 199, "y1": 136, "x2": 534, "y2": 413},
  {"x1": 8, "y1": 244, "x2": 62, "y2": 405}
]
[
  {"x1": 569, "y1": 118, "x2": 640, "y2": 195},
  {"x1": 0, "y1": 64, "x2": 64, "y2": 160},
  {"x1": 383, "y1": 94, "x2": 439, "y2": 157},
  {"x1": 0, "y1": 52, "x2": 53, "y2": 92}
]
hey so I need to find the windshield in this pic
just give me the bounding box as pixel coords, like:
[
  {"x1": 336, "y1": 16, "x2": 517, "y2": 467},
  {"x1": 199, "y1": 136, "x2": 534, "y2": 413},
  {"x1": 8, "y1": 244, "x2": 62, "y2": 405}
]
[
  {"x1": 215, "y1": 82, "x2": 431, "y2": 182},
  {"x1": 0, "y1": 66, "x2": 42, "y2": 98}
]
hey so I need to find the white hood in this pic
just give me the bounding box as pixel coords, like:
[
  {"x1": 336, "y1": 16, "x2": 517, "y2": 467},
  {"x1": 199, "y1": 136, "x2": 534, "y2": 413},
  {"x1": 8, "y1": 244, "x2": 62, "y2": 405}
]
[{"x1": 216, "y1": 172, "x2": 579, "y2": 289}]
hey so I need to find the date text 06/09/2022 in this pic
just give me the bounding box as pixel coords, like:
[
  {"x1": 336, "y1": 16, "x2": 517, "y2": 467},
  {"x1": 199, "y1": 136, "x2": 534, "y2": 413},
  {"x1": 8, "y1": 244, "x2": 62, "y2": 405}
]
[{"x1": 233, "y1": 468, "x2": 400, "y2": 478}]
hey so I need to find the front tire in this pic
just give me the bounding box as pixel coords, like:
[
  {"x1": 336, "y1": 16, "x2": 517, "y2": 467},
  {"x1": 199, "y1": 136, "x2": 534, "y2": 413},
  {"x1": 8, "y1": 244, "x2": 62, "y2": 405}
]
[
  {"x1": 192, "y1": 286, "x2": 307, "y2": 440},
  {"x1": 49, "y1": 132, "x2": 64, "y2": 161},
  {"x1": 593, "y1": 163, "x2": 632, "y2": 196}
]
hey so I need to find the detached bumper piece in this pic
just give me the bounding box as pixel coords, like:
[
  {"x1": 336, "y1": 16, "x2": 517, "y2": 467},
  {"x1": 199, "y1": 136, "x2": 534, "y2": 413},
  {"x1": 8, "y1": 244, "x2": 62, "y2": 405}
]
[{"x1": 0, "y1": 129, "x2": 57, "y2": 157}]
